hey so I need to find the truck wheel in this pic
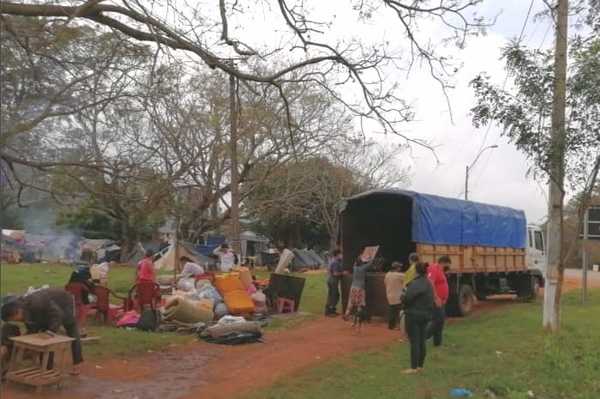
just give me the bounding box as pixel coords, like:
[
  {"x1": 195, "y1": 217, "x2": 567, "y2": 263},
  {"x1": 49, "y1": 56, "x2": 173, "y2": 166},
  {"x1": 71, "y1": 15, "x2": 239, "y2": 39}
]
[
  {"x1": 457, "y1": 284, "x2": 474, "y2": 316},
  {"x1": 517, "y1": 275, "x2": 538, "y2": 301},
  {"x1": 475, "y1": 289, "x2": 487, "y2": 301}
]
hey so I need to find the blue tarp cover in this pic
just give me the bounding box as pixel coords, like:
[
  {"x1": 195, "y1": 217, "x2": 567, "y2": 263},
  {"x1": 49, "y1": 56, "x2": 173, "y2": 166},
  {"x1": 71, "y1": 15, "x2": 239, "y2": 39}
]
[{"x1": 348, "y1": 190, "x2": 526, "y2": 248}]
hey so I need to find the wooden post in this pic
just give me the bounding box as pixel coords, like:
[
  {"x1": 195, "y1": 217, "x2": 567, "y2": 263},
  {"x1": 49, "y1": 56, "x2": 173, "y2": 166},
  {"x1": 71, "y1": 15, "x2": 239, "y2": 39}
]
[{"x1": 229, "y1": 70, "x2": 241, "y2": 259}]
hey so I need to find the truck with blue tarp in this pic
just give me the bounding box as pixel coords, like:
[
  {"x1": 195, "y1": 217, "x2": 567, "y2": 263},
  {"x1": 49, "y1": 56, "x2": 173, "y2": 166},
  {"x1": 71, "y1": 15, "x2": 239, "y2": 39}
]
[{"x1": 338, "y1": 189, "x2": 545, "y2": 317}]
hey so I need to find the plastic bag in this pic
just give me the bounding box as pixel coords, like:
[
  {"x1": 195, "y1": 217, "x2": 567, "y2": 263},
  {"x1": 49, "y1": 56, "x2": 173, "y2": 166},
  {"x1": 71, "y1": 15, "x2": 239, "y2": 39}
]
[
  {"x1": 214, "y1": 302, "x2": 229, "y2": 318},
  {"x1": 218, "y1": 315, "x2": 246, "y2": 325},
  {"x1": 177, "y1": 278, "x2": 196, "y2": 292}
]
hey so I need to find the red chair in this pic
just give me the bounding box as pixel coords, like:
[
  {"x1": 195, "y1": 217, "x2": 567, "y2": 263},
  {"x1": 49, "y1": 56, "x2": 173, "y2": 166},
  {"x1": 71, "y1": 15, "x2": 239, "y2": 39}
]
[
  {"x1": 92, "y1": 286, "x2": 125, "y2": 324},
  {"x1": 125, "y1": 281, "x2": 161, "y2": 312},
  {"x1": 65, "y1": 282, "x2": 94, "y2": 326}
]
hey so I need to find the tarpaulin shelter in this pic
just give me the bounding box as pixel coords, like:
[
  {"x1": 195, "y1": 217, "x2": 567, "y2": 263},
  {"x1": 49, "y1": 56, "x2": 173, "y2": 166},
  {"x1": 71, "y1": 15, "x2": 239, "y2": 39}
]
[
  {"x1": 290, "y1": 249, "x2": 324, "y2": 271},
  {"x1": 154, "y1": 241, "x2": 215, "y2": 271}
]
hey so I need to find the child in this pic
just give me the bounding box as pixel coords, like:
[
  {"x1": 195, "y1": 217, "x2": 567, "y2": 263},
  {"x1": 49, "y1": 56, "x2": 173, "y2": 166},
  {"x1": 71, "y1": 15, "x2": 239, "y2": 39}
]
[
  {"x1": 1, "y1": 321, "x2": 21, "y2": 380},
  {"x1": 384, "y1": 261, "x2": 404, "y2": 330}
]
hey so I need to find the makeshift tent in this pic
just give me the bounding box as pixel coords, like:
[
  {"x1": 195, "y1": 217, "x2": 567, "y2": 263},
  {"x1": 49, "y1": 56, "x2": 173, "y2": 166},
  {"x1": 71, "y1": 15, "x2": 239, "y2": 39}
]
[
  {"x1": 154, "y1": 242, "x2": 215, "y2": 271},
  {"x1": 290, "y1": 249, "x2": 323, "y2": 270},
  {"x1": 196, "y1": 235, "x2": 226, "y2": 257}
]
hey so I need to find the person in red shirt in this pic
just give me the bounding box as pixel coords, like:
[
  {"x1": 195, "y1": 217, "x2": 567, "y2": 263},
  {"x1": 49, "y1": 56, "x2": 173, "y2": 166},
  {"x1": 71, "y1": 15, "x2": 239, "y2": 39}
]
[
  {"x1": 136, "y1": 249, "x2": 156, "y2": 284},
  {"x1": 426, "y1": 256, "x2": 450, "y2": 346}
]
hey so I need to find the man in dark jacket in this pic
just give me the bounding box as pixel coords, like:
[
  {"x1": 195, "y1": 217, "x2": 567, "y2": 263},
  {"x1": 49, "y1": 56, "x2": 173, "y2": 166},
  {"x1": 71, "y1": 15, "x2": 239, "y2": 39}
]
[
  {"x1": 325, "y1": 249, "x2": 344, "y2": 316},
  {"x1": 1, "y1": 288, "x2": 83, "y2": 374},
  {"x1": 401, "y1": 262, "x2": 434, "y2": 373}
]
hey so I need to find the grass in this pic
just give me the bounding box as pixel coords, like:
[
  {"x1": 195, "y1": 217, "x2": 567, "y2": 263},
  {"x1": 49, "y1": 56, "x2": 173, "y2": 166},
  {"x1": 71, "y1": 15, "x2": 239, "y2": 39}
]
[
  {"x1": 244, "y1": 290, "x2": 600, "y2": 399},
  {"x1": 255, "y1": 269, "x2": 327, "y2": 331}
]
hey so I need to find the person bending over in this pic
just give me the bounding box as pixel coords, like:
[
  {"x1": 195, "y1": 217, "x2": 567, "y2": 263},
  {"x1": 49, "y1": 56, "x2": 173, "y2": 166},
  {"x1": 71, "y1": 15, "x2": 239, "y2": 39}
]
[{"x1": 1, "y1": 288, "x2": 84, "y2": 375}]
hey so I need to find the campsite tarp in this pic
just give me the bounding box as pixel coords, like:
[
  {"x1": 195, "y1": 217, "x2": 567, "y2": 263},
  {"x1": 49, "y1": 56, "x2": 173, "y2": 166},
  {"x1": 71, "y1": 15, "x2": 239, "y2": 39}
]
[
  {"x1": 290, "y1": 249, "x2": 323, "y2": 270},
  {"x1": 154, "y1": 242, "x2": 215, "y2": 271},
  {"x1": 344, "y1": 189, "x2": 526, "y2": 248}
]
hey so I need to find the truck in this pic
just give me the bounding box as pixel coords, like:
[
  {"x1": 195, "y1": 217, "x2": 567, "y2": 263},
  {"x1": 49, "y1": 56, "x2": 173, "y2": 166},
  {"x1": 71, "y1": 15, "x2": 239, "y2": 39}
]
[{"x1": 338, "y1": 189, "x2": 545, "y2": 317}]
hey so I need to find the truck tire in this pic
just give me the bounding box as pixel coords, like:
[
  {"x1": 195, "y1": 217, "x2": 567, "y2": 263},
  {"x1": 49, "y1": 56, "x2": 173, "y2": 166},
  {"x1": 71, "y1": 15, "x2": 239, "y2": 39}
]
[
  {"x1": 457, "y1": 284, "x2": 474, "y2": 316},
  {"x1": 517, "y1": 275, "x2": 538, "y2": 302},
  {"x1": 447, "y1": 284, "x2": 474, "y2": 317}
]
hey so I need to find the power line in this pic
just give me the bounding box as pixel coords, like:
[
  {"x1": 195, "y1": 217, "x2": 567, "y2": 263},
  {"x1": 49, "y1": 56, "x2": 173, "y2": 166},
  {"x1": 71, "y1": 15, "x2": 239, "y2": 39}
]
[{"x1": 468, "y1": 0, "x2": 536, "y2": 197}]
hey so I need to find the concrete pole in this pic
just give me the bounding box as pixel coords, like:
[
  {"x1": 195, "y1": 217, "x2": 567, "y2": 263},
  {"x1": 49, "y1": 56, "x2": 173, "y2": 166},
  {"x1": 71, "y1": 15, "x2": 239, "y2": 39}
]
[
  {"x1": 582, "y1": 208, "x2": 589, "y2": 303},
  {"x1": 543, "y1": 0, "x2": 568, "y2": 331},
  {"x1": 229, "y1": 71, "x2": 241, "y2": 259}
]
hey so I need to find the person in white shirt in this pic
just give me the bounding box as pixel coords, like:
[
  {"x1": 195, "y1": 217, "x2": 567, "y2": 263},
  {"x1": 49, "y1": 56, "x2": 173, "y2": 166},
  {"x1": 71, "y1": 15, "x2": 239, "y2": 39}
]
[
  {"x1": 179, "y1": 256, "x2": 205, "y2": 277},
  {"x1": 213, "y1": 243, "x2": 236, "y2": 272}
]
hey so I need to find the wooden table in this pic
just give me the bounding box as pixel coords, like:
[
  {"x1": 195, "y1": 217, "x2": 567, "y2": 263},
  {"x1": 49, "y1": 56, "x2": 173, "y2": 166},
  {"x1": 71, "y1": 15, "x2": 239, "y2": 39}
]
[{"x1": 7, "y1": 333, "x2": 74, "y2": 392}]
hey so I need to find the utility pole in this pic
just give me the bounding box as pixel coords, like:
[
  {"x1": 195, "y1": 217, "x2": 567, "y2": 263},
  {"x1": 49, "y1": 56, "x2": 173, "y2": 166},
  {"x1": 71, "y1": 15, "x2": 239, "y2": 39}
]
[
  {"x1": 464, "y1": 145, "x2": 497, "y2": 201},
  {"x1": 581, "y1": 208, "x2": 589, "y2": 303},
  {"x1": 229, "y1": 70, "x2": 241, "y2": 260},
  {"x1": 543, "y1": 0, "x2": 568, "y2": 331}
]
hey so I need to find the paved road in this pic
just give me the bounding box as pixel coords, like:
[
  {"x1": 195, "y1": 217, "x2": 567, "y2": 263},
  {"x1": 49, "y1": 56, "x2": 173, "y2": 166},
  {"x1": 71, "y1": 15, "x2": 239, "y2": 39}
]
[{"x1": 565, "y1": 268, "x2": 600, "y2": 287}]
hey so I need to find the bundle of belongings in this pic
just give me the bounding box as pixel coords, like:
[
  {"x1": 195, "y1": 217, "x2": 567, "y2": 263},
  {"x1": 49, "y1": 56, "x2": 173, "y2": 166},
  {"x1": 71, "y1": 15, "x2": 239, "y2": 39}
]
[
  {"x1": 199, "y1": 315, "x2": 263, "y2": 345},
  {"x1": 135, "y1": 267, "x2": 267, "y2": 338}
]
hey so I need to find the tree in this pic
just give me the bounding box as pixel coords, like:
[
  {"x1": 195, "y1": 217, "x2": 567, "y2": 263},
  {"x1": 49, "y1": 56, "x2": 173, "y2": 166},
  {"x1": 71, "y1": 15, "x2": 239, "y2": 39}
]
[
  {"x1": 247, "y1": 139, "x2": 408, "y2": 249},
  {"x1": 1, "y1": 0, "x2": 489, "y2": 144},
  {"x1": 470, "y1": 0, "x2": 599, "y2": 330}
]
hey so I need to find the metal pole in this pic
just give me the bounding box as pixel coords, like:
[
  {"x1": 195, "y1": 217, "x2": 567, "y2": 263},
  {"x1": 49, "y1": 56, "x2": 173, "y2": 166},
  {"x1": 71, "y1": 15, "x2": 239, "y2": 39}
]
[
  {"x1": 465, "y1": 165, "x2": 469, "y2": 201},
  {"x1": 582, "y1": 207, "x2": 589, "y2": 303}
]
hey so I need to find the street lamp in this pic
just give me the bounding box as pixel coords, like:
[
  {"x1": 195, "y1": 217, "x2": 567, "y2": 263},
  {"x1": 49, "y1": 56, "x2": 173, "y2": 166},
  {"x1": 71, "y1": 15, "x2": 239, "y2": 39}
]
[{"x1": 465, "y1": 144, "x2": 498, "y2": 201}]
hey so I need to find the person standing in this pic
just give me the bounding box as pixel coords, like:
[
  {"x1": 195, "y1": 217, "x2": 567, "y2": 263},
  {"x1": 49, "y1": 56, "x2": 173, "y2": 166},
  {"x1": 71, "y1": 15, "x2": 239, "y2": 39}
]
[
  {"x1": 179, "y1": 256, "x2": 205, "y2": 278},
  {"x1": 325, "y1": 249, "x2": 344, "y2": 316},
  {"x1": 384, "y1": 261, "x2": 404, "y2": 330},
  {"x1": 213, "y1": 243, "x2": 236, "y2": 272},
  {"x1": 403, "y1": 253, "x2": 420, "y2": 287},
  {"x1": 343, "y1": 254, "x2": 372, "y2": 320},
  {"x1": 426, "y1": 255, "x2": 450, "y2": 346},
  {"x1": 1, "y1": 289, "x2": 84, "y2": 375},
  {"x1": 136, "y1": 249, "x2": 156, "y2": 283},
  {"x1": 401, "y1": 262, "x2": 434, "y2": 374}
]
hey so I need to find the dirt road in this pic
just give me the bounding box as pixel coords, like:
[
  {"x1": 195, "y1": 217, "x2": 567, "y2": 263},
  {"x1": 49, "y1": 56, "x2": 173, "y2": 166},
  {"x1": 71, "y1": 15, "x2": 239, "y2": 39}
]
[{"x1": 3, "y1": 271, "x2": 598, "y2": 399}]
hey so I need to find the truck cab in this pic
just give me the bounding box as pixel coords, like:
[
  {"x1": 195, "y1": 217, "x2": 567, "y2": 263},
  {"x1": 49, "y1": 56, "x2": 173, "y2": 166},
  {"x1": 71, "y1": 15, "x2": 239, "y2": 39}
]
[{"x1": 526, "y1": 224, "x2": 546, "y2": 274}]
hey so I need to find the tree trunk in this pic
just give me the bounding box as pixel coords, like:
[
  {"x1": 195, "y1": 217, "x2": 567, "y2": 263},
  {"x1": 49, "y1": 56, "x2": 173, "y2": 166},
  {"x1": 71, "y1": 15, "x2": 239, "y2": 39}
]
[
  {"x1": 229, "y1": 71, "x2": 241, "y2": 258},
  {"x1": 543, "y1": 0, "x2": 568, "y2": 331}
]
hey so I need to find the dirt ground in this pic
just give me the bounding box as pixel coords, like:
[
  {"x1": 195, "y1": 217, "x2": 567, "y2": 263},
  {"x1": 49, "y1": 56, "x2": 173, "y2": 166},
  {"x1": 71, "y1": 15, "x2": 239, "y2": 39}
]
[{"x1": 3, "y1": 271, "x2": 598, "y2": 399}]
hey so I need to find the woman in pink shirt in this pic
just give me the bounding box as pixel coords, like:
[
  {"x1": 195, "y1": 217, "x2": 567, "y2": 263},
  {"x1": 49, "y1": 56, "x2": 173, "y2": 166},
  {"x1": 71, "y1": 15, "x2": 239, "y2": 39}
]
[{"x1": 136, "y1": 249, "x2": 156, "y2": 283}]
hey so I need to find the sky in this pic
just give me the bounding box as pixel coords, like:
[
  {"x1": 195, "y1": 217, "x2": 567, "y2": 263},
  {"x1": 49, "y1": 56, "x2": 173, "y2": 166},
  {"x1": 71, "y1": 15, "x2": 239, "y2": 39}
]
[
  {"x1": 389, "y1": 0, "x2": 552, "y2": 224},
  {"x1": 153, "y1": 0, "x2": 558, "y2": 223},
  {"x1": 217, "y1": 0, "x2": 555, "y2": 224}
]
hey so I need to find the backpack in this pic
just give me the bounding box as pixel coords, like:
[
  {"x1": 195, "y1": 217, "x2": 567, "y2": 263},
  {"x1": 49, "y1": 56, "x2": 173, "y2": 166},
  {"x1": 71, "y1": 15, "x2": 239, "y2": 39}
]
[{"x1": 136, "y1": 308, "x2": 160, "y2": 331}]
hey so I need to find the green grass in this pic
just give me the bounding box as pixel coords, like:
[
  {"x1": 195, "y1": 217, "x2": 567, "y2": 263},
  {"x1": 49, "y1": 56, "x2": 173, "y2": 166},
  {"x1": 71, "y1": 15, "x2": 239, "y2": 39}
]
[
  {"x1": 244, "y1": 290, "x2": 600, "y2": 399},
  {"x1": 255, "y1": 270, "x2": 327, "y2": 331}
]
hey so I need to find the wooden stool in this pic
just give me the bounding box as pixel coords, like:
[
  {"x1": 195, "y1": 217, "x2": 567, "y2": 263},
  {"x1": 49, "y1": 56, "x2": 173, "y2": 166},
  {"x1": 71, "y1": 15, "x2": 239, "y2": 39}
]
[
  {"x1": 7, "y1": 333, "x2": 74, "y2": 392},
  {"x1": 276, "y1": 297, "x2": 295, "y2": 313}
]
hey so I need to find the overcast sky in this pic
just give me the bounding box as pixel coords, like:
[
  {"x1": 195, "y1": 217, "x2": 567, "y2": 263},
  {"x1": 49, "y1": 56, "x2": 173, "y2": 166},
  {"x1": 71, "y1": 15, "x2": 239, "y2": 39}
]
[
  {"x1": 354, "y1": 0, "x2": 553, "y2": 225},
  {"x1": 187, "y1": 1, "x2": 557, "y2": 223}
]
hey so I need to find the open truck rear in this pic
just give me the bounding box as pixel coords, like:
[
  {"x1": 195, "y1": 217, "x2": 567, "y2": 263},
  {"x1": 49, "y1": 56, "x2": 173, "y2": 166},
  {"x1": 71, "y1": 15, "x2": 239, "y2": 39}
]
[{"x1": 339, "y1": 189, "x2": 543, "y2": 317}]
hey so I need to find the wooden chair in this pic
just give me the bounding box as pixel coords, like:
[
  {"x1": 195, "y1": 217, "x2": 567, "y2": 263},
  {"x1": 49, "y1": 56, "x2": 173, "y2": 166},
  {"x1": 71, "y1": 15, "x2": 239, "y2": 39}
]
[{"x1": 125, "y1": 282, "x2": 161, "y2": 312}]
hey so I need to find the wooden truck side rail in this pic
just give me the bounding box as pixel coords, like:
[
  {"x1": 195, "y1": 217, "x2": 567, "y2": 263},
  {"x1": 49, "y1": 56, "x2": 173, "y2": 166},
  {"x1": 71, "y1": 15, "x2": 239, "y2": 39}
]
[{"x1": 416, "y1": 243, "x2": 526, "y2": 273}]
